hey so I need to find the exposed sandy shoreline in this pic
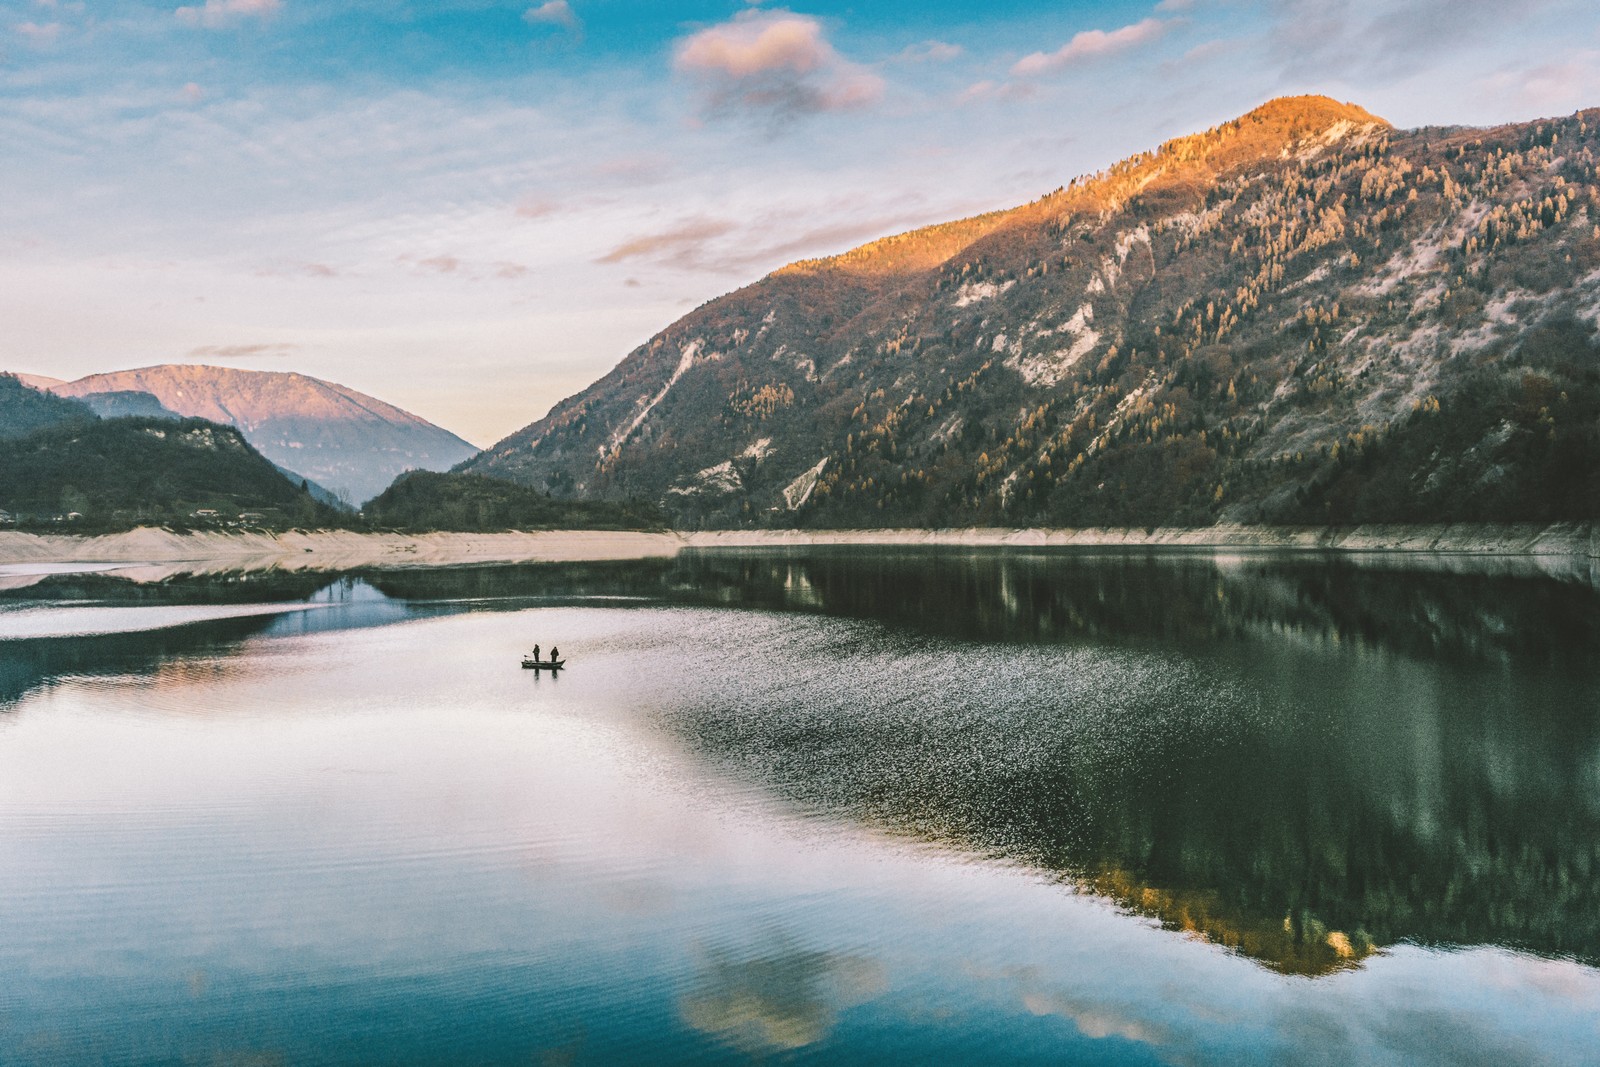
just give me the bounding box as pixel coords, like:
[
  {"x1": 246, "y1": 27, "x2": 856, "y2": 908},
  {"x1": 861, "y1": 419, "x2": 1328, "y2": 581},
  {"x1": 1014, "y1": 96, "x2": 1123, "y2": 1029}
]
[
  {"x1": 0, "y1": 522, "x2": 1593, "y2": 586},
  {"x1": 0, "y1": 528, "x2": 686, "y2": 582},
  {"x1": 684, "y1": 522, "x2": 1598, "y2": 556}
]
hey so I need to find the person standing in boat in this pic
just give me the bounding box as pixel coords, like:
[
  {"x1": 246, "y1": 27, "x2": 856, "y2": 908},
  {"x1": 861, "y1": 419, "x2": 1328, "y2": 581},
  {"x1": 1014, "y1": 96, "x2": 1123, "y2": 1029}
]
[
  {"x1": 532, "y1": 644, "x2": 540, "y2": 662},
  {"x1": 550, "y1": 646, "x2": 558, "y2": 663}
]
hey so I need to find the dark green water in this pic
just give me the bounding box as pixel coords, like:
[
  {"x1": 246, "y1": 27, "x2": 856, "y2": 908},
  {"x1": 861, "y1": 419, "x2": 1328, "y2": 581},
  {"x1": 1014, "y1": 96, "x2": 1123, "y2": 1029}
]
[{"x1": 1, "y1": 548, "x2": 1597, "y2": 1065}]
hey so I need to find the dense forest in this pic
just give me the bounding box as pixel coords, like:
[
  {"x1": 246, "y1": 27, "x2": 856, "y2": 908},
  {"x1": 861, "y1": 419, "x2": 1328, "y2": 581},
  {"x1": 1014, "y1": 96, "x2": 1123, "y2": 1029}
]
[
  {"x1": 362, "y1": 471, "x2": 668, "y2": 532},
  {"x1": 0, "y1": 411, "x2": 338, "y2": 530}
]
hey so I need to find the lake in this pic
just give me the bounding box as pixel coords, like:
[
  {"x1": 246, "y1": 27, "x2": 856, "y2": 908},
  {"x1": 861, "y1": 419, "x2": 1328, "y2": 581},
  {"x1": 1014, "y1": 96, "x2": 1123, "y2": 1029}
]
[{"x1": 2, "y1": 547, "x2": 1598, "y2": 1065}]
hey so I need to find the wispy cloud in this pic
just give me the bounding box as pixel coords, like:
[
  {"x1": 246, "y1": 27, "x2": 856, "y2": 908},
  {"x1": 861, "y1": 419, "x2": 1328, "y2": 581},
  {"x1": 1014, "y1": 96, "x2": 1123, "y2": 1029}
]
[
  {"x1": 188, "y1": 342, "x2": 298, "y2": 359},
  {"x1": 597, "y1": 217, "x2": 738, "y2": 267},
  {"x1": 524, "y1": 1, "x2": 580, "y2": 34},
  {"x1": 593, "y1": 153, "x2": 672, "y2": 185},
  {"x1": 514, "y1": 196, "x2": 559, "y2": 219},
  {"x1": 395, "y1": 252, "x2": 534, "y2": 282},
  {"x1": 595, "y1": 205, "x2": 969, "y2": 276},
  {"x1": 1013, "y1": 18, "x2": 1170, "y2": 77},
  {"x1": 896, "y1": 40, "x2": 963, "y2": 64},
  {"x1": 417, "y1": 254, "x2": 460, "y2": 274},
  {"x1": 674, "y1": 9, "x2": 884, "y2": 124},
  {"x1": 251, "y1": 261, "x2": 342, "y2": 279},
  {"x1": 956, "y1": 79, "x2": 1037, "y2": 106},
  {"x1": 175, "y1": 0, "x2": 282, "y2": 30}
]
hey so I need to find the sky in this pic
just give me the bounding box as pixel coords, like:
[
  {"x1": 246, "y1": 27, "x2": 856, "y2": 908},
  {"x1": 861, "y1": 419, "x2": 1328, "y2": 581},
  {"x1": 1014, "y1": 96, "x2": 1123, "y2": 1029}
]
[{"x1": 3, "y1": 1, "x2": 1598, "y2": 446}]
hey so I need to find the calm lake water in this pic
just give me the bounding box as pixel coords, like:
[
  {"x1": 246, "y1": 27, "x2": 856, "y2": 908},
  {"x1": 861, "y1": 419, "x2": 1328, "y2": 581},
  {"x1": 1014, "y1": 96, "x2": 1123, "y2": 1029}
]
[{"x1": 2, "y1": 548, "x2": 1598, "y2": 1065}]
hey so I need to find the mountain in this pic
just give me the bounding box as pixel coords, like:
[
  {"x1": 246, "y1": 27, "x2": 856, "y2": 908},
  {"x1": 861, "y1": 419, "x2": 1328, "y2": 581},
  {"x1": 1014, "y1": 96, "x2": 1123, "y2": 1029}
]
[
  {"x1": 48, "y1": 365, "x2": 480, "y2": 505},
  {"x1": 464, "y1": 96, "x2": 1600, "y2": 528},
  {"x1": 73, "y1": 389, "x2": 182, "y2": 421},
  {"x1": 11, "y1": 373, "x2": 66, "y2": 392}
]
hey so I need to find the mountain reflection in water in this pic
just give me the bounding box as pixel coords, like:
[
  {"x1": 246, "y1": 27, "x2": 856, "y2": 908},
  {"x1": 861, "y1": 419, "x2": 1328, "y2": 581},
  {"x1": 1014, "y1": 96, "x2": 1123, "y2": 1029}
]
[{"x1": 6, "y1": 547, "x2": 1599, "y2": 981}]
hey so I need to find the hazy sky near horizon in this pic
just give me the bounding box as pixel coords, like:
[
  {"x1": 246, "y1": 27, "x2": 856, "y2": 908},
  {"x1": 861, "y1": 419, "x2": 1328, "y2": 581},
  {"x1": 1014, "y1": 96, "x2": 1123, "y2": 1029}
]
[{"x1": 4, "y1": 1, "x2": 1598, "y2": 445}]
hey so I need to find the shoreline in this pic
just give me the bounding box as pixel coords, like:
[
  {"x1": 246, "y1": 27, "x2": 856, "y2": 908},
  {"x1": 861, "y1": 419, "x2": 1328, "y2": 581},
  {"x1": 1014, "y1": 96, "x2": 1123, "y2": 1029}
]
[
  {"x1": 0, "y1": 522, "x2": 1592, "y2": 578},
  {"x1": 684, "y1": 522, "x2": 1598, "y2": 557}
]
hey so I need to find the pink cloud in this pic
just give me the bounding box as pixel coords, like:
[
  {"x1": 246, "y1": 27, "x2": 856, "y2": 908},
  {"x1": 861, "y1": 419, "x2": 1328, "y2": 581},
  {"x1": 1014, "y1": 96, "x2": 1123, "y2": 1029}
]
[
  {"x1": 674, "y1": 10, "x2": 884, "y2": 121},
  {"x1": 175, "y1": 0, "x2": 281, "y2": 30},
  {"x1": 187, "y1": 343, "x2": 298, "y2": 359},
  {"x1": 1012, "y1": 18, "x2": 1170, "y2": 76},
  {"x1": 594, "y1": 154, "x2": 672, "y2": 185},
  {"x1": 417, "y1": 255, "x2": 460, "y2": 274},
  {"x1": 515, "y1": 197, "x2": 559, "y2": 219},
  {"x1": 678, "y1": 11, "x2": 833, "y2": 78}
]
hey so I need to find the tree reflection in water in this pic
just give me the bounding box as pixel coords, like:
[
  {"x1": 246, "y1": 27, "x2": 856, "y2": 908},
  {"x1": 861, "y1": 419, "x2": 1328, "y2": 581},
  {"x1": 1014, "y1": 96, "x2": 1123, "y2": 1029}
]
[{"x1": 638, "y1": 549, "x2": 1600, "y2": 976}]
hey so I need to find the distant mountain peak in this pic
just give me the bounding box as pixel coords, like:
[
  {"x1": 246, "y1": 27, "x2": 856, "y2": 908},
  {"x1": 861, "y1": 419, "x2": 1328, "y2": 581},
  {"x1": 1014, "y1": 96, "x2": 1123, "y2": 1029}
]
[{"x1": 1232, "y1": 94, "x2": 1388, "y2": 132}]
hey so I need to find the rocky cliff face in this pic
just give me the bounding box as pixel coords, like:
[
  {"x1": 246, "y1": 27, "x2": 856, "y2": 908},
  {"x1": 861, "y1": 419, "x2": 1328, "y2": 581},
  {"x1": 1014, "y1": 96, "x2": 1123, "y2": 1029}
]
[
  {"x1": 466, "y1": 96, "x2": 1600, "y2": 528},
  {"x1": 50, "y1": 365, "x2": 479, "y2": 505}
]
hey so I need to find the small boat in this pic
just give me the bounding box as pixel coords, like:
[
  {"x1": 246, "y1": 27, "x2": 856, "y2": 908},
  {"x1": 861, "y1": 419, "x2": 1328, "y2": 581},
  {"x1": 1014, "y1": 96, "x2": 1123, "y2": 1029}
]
[{"x1": 521, "y1": 655, "x2": 566, "y2": 670}]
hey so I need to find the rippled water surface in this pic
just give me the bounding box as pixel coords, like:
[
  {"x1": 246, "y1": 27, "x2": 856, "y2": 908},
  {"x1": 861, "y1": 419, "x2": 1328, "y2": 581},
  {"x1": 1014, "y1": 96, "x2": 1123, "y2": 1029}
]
[{"x1": 2, "y1": 549, "x2": 1598, "y2": 1065}]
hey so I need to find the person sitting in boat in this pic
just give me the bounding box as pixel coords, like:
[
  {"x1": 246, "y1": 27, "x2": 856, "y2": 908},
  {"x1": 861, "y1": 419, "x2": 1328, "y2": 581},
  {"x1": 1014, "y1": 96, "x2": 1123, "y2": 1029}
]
[
  {"x1": 549, "y1": 646, "x2": 559, "y2": 663},
  {"x1": 532, "y1": 644, "x2": 540, "y2": 662}
]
